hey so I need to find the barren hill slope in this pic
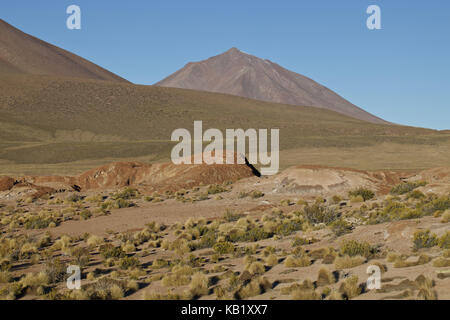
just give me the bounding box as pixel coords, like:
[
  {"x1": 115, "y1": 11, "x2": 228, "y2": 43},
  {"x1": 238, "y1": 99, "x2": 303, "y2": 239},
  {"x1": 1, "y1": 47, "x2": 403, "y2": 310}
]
[
  {"x1": 156, "y1": 48, "x2": 386, "y2": 124},
  {"x1": 0, "y1": 19, "x2": 127, "y2": 82},
  {"x1": 0, "y1": 73, "x2": 448, "y2": 175}
]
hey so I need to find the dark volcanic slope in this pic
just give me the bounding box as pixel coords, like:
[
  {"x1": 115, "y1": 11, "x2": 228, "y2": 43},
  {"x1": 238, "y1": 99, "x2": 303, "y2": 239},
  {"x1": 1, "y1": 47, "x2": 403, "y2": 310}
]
[
  {"x1": 156, "y1": 48, "x2": 386, "y2": 124},
  {"x1": 0, "y1": 19, "x2": 128, "y2": 82}
]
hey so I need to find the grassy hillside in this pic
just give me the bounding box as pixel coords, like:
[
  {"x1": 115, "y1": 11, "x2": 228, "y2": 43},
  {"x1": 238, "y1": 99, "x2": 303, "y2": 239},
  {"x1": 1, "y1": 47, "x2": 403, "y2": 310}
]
[{"x1": 0, "y1": 74, "x2": 448, "y2": 175}]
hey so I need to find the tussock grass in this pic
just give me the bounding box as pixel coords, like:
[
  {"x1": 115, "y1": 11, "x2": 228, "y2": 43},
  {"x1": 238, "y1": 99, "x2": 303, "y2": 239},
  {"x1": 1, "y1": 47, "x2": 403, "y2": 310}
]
[
  {"x1": 284, "y1": 255, "x2": 312, "y2": 268},
  {"x1": 339, "y1": 276, "x2": 361, "y2": 299},
  {"x1": 340, "y1": 240, "x2": 374, "y2": 258},
  {"x1": 235, "y1": 277, "x2": 271, "y2": 299},
  {"x1": 432, "y1": 257, "x2": 450, "y2": 268},
  {"x1": 186, "y1": 272, "x2": 209, "y2": 298},
  {"x1": 334, "y1": 255, "x2": 366, "y2": 269},
  {"x1": 316, "y1": 267, "x2": 335, "y2": 286}
]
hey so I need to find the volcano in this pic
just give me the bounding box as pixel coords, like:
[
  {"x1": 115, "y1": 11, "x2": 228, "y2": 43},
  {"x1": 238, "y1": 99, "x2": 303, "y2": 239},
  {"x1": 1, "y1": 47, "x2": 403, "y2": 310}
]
[{"x1": 156, "y1": 47, "x2": 385, "y2": 124}]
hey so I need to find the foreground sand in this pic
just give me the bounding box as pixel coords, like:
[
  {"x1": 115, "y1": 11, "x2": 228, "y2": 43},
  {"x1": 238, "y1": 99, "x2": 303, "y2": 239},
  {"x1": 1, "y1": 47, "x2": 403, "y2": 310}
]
[{"x1": 0, "y1": 163, "x2": 449, "y2": 300}]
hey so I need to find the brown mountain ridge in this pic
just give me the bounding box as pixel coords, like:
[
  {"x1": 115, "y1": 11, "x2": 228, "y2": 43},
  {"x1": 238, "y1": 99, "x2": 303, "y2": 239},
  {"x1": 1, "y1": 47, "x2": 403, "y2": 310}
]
[
  {"x1": 0, "y1": 19, "x2": 127, "y2": 82},
  {"x1": 156, "y1": 47, "x2": 386, "y2": 124}
]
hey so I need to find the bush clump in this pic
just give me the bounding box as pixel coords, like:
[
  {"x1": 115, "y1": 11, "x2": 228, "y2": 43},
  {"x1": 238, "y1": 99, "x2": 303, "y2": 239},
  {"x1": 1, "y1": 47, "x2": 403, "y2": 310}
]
[
  {"x1": 100, "y1": 244, "x2": 126, "y2": 259},
  {"x1": 390, "y1": 181, "x2": 426, "y2": 195},
  {"x1": 413, "y1": 230, "x2": 438, "y2": 250},
  {"x1": 112, "y1": 188, "x2": 139, "y2": 200},
  {"x1": 340, "y1": 240, "x2": 374, "y2": 258},
  {"x1": 303, "y1": 204, "x2": 338, "y2": 225},
  {"x1": 438, "y1": 232, "x2": 450, "y2": 249},
  {"x1": 348, "y1": 188, "x2": 375, "y2": 201},
  {"x1": 213, "y1": 241, "x2": 235, "y2": 254}
]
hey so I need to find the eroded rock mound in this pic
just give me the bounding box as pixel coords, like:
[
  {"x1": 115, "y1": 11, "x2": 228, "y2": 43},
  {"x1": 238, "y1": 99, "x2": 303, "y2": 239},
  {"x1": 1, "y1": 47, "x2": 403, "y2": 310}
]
[
  {"x1": 4, "y1": 154, "x2": 257, "y2": 198},
  {"x1": 270, "y1": 165, "x2": 408, "y2": 196},
  {"x1": 77, "y1": 160, "x2": 256, "y2": 192},
  {"x1": 0, "y1": 176, "x2": 15, "y2": 191}
]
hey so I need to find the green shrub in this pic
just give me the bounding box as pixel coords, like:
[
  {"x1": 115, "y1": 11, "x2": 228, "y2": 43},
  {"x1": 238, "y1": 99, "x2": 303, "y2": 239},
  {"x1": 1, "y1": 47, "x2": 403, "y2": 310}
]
[
  {"x1": 330, "y1": 219, "x2": 353, "y2": 237},
  {"x1": 408, "y1": 190, "x2": 425, "y2": 199},
  {"x1": 331, "y1": 195, "x2": 342, "y2": 204},
  {"x1": 421, "y1": 196, "x2": 450, "y2": 216},
  {"x1": 79, "y1": 209, "x2": 92, "y2": 220},
  {"x1": 213, "y1": 241, "x2": 235, "y2": 254},
  {"x1": 100, "y1": 244, "x2": 126, "y2": 259},
  {"x1": 207, "y1": 184, "x2": 228, "y2": 195},
  {"x1": 348, "y1": 188, "x2": 375, "y2": 201},
  {"x1": 292, "y1": 237, "x2": 310, "y2": 247},
  {"x1": 250, "y1": 191, "x2": 264, "y2": 199},
  {"x1": 112, "y1": 188, "x2": 138, "y2": 200},
  {"x1": 118, "y1": 256, "x2": 140, "y2": 270},
  {"x1": 71, "y1": 247, "x2": 90, "y2": 268},
  {"x1": 340, "y1": 240, "x2": 374, "y2": 258},
  {"x1": 227, "y1": 227, "x2": 271, "y2": 243},
  {"x1": 273, "y1": 220, "x2": 303, "y2": 236},
  {"x1": 413, "y1": 230, "x2": 438, "y2": 250},
  {"x1": 44, "y1": 258, "x2": 67, "y2": 284},
  {"x1": 303, "y1": 204, "x2": 338, "y2": 225},
  {"x1": 115, "y1": 199, "x2": 133, "y2": 209},
  {"x1": 390, "y1": 181, "x2": 426, "y2": 195},
  {"x1": 438, "y1": 232, "x2": 450, "y2": 249},
  {"x1": 238, "y1": 191, "x2": 250, "y2": 199}
]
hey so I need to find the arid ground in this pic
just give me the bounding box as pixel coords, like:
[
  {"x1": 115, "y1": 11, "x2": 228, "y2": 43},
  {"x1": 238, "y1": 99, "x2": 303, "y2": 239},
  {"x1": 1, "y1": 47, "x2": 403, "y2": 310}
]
[{"x1": 0, "y1": 161, "x2": 448, "y2": 300}]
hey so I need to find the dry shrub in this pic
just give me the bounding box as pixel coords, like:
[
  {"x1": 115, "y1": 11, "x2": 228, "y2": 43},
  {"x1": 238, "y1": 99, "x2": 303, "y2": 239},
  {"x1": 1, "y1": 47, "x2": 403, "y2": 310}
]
[
  {"x1": 441, "y1": 210, "x2": 450, "y2": 223},
  {"x1": 246, "y1": 261, "x2": 265, "y2": 275},
  {"x1": 187, "y1": 272, "x2": 209, "y2": 298},
  {"x1": 340, "y1": 240, "x2": 374, "y2": 258},
  {"x1": 415, "y1": 275, "x2": 437, "y2": 300},
  {"x1": 20, "y1": 271, "x2": 49, "y2": 291},
  {"x1": 327, "y1": 290, "x2": 343, "y2": 300},
  {"x1": 393, "y1": 254, "x2": 431, "y2": 268},
  {"x1": 291, "y1": 288, "x2": 320, "y2": 300},
  {"x1": 339, "y1": 275, "x2": 361, "y2": 299},
  {"x1": 280, "y1": 280, "x2": 315, "y2": 295},
  {"x1": 334, "y1": 255, "x2": 365, "y2": 269},
  {"x1": 432, "y1": 257, "x2": 450, "y2": 268},
  {"x1": 0, "y1": 271, "x2": 12, "y2": 283},
  {"x1": 284, "y1": 255, "x2": 312, "y2": 268},
  {"x1": 316, "y1": 267, "x2": 335, "y2": 286},
  {"x1": 264, "y1": 254, "x2": 278, "y2": 267},
  {"x1": 161, "y1": 265, "x2": 194, "y2": 287},
  {"x1": 413, "y1": 230, "x2": 438, "y2": 250},
  {"x1": 235, "y1": 277, "x2": 271, "y2": 299}
]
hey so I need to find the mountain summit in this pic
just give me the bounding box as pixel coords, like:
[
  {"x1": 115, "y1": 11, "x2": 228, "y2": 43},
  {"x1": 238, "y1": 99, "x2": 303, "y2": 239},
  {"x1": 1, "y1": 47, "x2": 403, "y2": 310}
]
[
  {"x1": 0, "y1": 19, "x2": 127, "y2": 82},
  {"x1": 156, "y1": 48, "x2": 385, "y2": 123}
]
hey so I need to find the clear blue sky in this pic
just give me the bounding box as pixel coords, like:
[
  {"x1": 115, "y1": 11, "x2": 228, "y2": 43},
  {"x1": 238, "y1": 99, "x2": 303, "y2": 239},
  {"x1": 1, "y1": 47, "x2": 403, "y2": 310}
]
[{"x1": 1, "y1": 0, "x2": 449, "y2": 129}]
